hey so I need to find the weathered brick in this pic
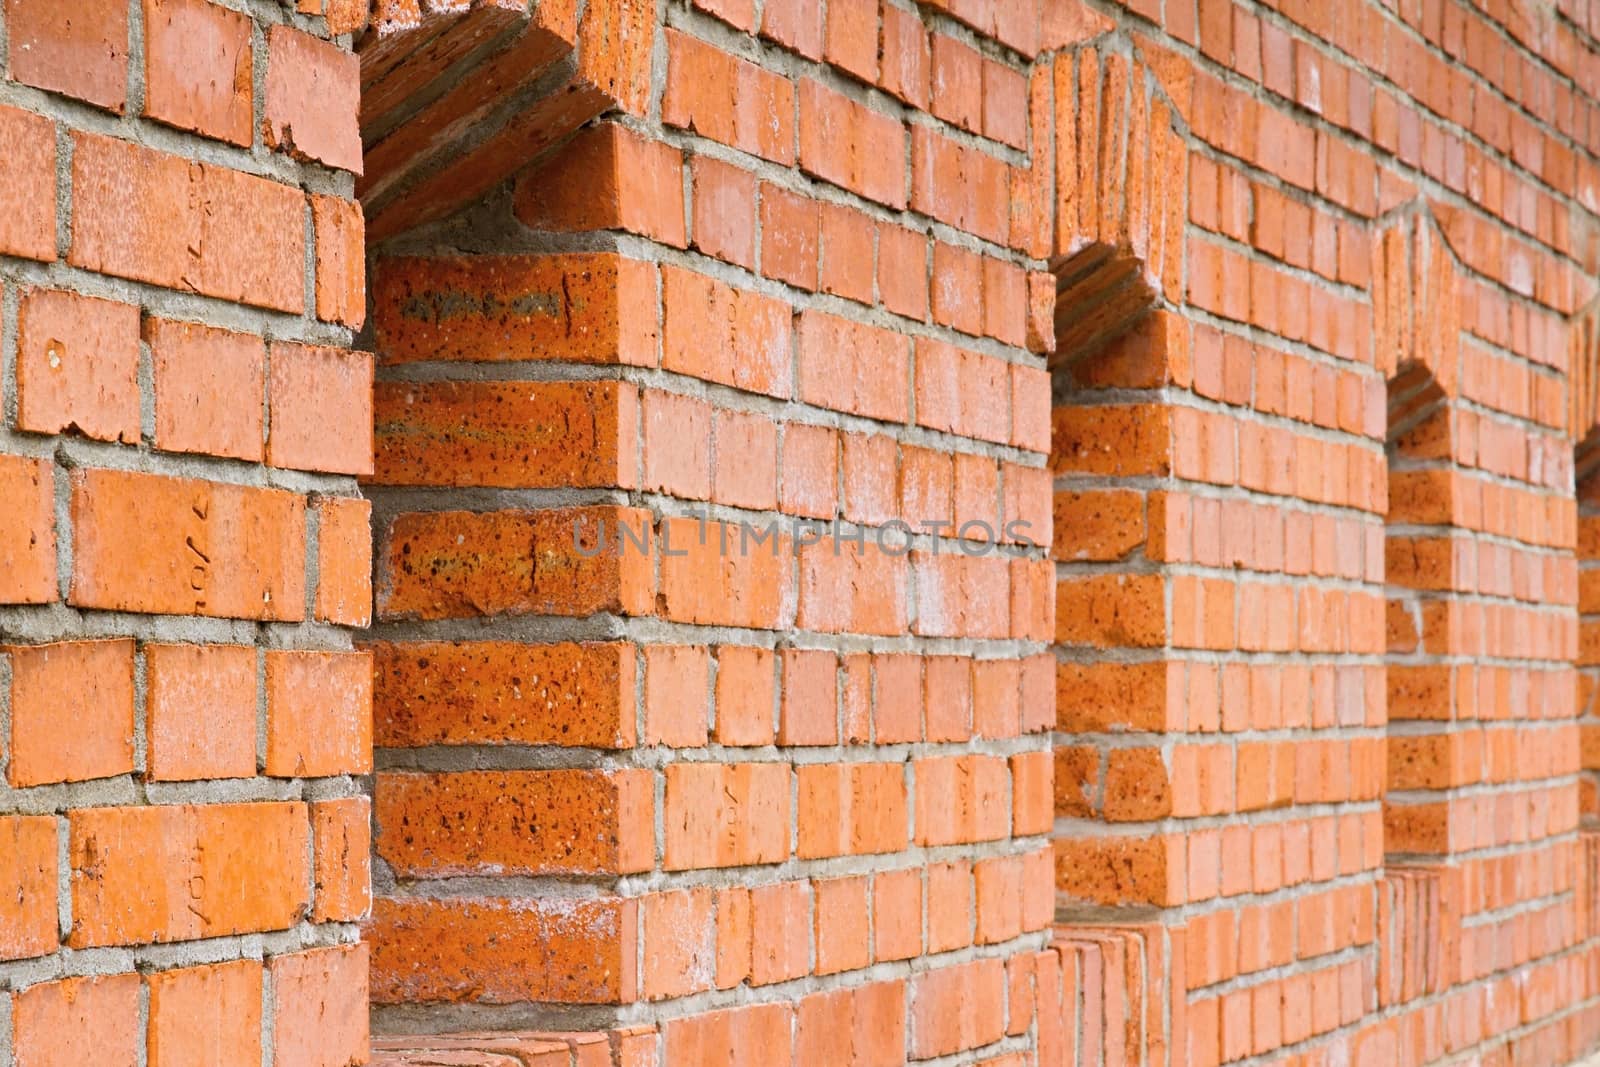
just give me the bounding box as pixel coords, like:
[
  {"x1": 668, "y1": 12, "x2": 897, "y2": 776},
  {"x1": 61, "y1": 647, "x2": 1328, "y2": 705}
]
[
  {"x1": 0, "y1": 105, "x2": 57, "y2": 261},
  {"x1": 145, "y1": 642, "x2": 258, "y2": 782},
  {"x1": 147, "y1": 317, "x2": 266, "y2": 462},
  {"x1": 798, "y1": 78, "x2": 908, "y2": 209},
  {"x1": 68, "y1": 802, "x2": 310, "y2": 946},
  {"x1": 0, "y1": 455, "x2": 57, "y2": 605},
  {"x1": 268, "y1": 342, "x2": 375, "y2": 476},
  {"x1": 6, "y1": 639, "x2": 135, "y2": 787},
  {"x1": 12, "y1": 974, "x2": 140, "y2": 1067},
  {"x1": 143, "y1": 0, "x2": 253, "y2": 144},
  {"x1": 70, "y1": 132, "x2": 306, "y2": 312},
  {"x1": 312, "y1": 193, "x2": 366, "y2": 328},
  {"x1": 369, "y1": 896, "x2": 635, "y2": 1004},
  {"x1": 0, "y1": 816, "x2": 57, "y2": 961},
  {"x1": 371, "y1": 640, "x2": 636, "y2": 748},
  {"x1": 373, "y1": 380, "x2": 637, "y2": 488},
  {"x1": 372, "y1": 254, "x2": 657, "y2": 366},
  {"x1": 70, "y1": 468, "x2": 307, "y2": 621},
  {"x1": 6, "y1": 0, "x2": 129, "y2": 111},
  {"x1": 312, "y1": 797, "x2": 371, "y2": 923},
  {"x1": 17, "y1": 288, "x2": 140, "y2": 444},
  {"x1": 264, "y1": 649, "x2": 374, "y2": 778},
  {"x1": 375, "y1": 769, "x2": 652, "y2": 876},
  {"x1": 270, "y1": 945, "x2": 369, "y2": 1067},
  {"x1": 263, "y1": 24, "x2": 362, "y2": 172},
  {"x1": 146, "y1": 961, "x2": 264, "y2": 1067}
]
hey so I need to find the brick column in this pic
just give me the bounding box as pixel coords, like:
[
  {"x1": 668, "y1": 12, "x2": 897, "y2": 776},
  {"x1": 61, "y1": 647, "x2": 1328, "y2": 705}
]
[
  {"x1": 0, "y1": 1, "x2": 371, "y2": 1064},
  {"x1": 361, "y1": 1, "x2": 1059, "y2": 1059}
]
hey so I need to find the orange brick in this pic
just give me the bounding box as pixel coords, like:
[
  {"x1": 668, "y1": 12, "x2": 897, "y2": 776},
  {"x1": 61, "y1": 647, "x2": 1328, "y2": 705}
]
[
  {"x1": 17, "y1": 288, "x2": 140, "y2": 444},
  {"x1": 70, "y1": 132, "x2": 305, "y2": 312},
  {"x1": 641, "y1": 887, "x2": 715, "y2": 1000},
  {"x1": 147, "y1": 318, "x2": 266, "y2": 461},
  {"x1": 0, "y1": 104, "x2": 57, "y2": 261},
  {"x1": 143, "y1": 0, "x2": 253, "y2": 144},
  {"x1": 312, "y1": 193, "x2": 366, "y2": 327},
  {"x1": 662, "y1": 29, "x2": 795, "y2": 164},
  {"x1": 146, "y1": 961, "x2": 263, "y2": 1067},
  {"x1": 514, "y1": 123, "x2": 687, "y2": 247},
  {"x1": 798, "y1": 78, "x2": 907, "y2": 208},
  {"x1": 690, "y1": 154, "x2": 758, "y2": 269},
  {"x1": 0, "y1": 454, "x2": 57, "y2": 605},
  {"x1": 813, "y1": 876, "x2": 870, "y2": 975},
  {"x1": 13, "y1": 974, "x2": 140, "y2": 1067},
  {"x1": 312, "y1": 797, "x2": 371, "y2": 923},
  {"x1": 375, "y1": 768, "x2": 651, "y2": 877},
  {"x1": 662, "y1": 265, "x2": 792, "y2": 398},
  {"x1": 314, "y1": 495, "x2": 372, "y2": 627},
  {"x1": 0, "y1": 816, "x2": 57, "y2": 961},
  {"x1": 369, "y1": 896, "x2": 635, "y2": 1004},
  {"x1": 270, "y1": 944, "x2": 369, "y2": 1067},
  {"x1": 371, "y1": 253, "x2": 657, "y2": 366},
  {"x1": 145, "y1": 643, "x2": 257, "y2": 782},
  {"x1": 264, "y1": 649, "x2": 373, "y2": 778},
  {"x1": 6, "y1": 639, "x2": 135, "y2": 787},
  {"x1": 750, "y1": 880, "x2": 811, "y2": 984},
  {"x1": 6, "y1": 0, "x2": 129, "y2": 111},
  {"x1": 268, "y1": 342, "x2": 374, "y2": 475},
  {"x1": 371, "y1": 640, "x2": 636, "y2": 749},
  {"x1": 373, "y1": 380, "x2": 637, "y2": 489},
  {"x1": 68, "y1": 802, "x2": 310, "y2": 946},
  {"x1": 263, "y1": 25, "x2": 360, "y2": 171},
  {"x1": 378, "y1": 506, "x2": 653, "y2": 622},
  {"x1": 664, "y1": 762, "x2": 790, "y2": 869}
]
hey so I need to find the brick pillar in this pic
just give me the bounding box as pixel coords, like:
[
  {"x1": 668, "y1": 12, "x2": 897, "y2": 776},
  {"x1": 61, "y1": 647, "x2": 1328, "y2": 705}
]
[
  {"x1": 0, "y1": 2, "x2": 371, "y2": 1064},
  {"x1": 362, "y1": 2, "x2": 1059, "y2": 1058}
]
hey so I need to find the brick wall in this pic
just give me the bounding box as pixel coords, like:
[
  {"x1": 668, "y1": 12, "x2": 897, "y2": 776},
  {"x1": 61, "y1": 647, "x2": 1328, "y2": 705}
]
[
  {"x1": 9, "y1": 0, "x2": 1600, "y2": 1064},
  {"x1": 0, "y1": 1, "x2": 372, "y2": 1065}
]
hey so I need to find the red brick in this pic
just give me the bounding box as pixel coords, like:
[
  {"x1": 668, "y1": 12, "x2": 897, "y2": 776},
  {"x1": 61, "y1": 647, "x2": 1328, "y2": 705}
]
[
  {"x1": 781, "y1": 422, "x2": 839, "y2": 519},
  {"x1": 146, "y1": 961, "x2": 263, "y2": 1067},
  {"x1": 820, "y1": 202, "x2": 876, "y2": 303},
  {"x1": 312, "y1": 194, "x2": 366, "y2": 328},
  {"x1": 373, "y1": 379, "x2": 636, "y2": 489},
  {"x1": 762, "y1": 0, "x2": 823, "y2": 57},
  {"x1": 798, "y1": 78, "x2": 908, "y2": 208},
  {"x1": 16, "y1": 288, "x2": 140, "y2": 444},
  {"x1": 645, "y1": 644, "x2": 711, "y2": 747},
  {"x1": 931, "y1": 34, "x2": 983, "y2": 133},
  {"x1": 715, "y1": 645, "x2": 777, "y2": 745},
  {"x1": 911, "y1": 958, "x2": 1006, "y2": 1058},
  {"x1": 691, "y1": 154, "x2": 758, "y2": 269},
  {"x1": 665, "y1": 762, "x2": 790, "y2": 869},
  {"x1": 71, "y1": 468, "x2": 307, "y2": 621},
  {"x1": 70, "y1": 133, "x2": 306, "y2": 312},
  {"x1": 761, "y1": 182, "x2": 821, "y2": 289},
  {"x1": 376, "y1": 768, "x2": 650, "y2": 877},
  {"x1": 813, "y1": 875, "x2": 870, "y2": 974},
  {"x1": 147, "y1": 317, "x2": 266, "y2": 462},
  {"x1": 0, "y1": 455, "x2": 57, "y2": 605},
  {"x1": 751, "y1": 880, "x2": 811, "y2": 984},
  {"x1": 663, "y1": 29, "x2": 795, "y2": 164},
  {"x1": 0, "y1": 816, "x2": 57, "y2": 961},
  {"x1": 6, "y1": 0, "x2": 129, "y2": 111},
  {"x1": 664, "y1": 1003, "x2": 794, "y2": 1065},
  {"x1": 713, "y1": 408, "x2": 780, "y2": 510},
  {"x1": 370, "y1": 896, "x2": 634, "y2": 1004},
  {"x1": 13, "y1": 974, "x2": 140, "y2": 1067},
  {"x1": 880, "y1": 4, "x2": 931, "y2": 108},
  {"x1": 514, "y1": 123, "x2": 687, "y2": 247},
  {"x1": 797, "y1": 310, "x2": 911, "y2": 422},
  {"x1": 6, "y1": 639, "x2": 134, "y2": 787},
  {"x1": 265, "y1": 649, "x2": 373, "y2": 778},
  {"x1": 642, "y1": 887, "x2": 715, "y2": 1000},
  {"x1": 372, "y1": 253, "x2": 657, "y2": 366},
  {"x1": 145, "y1": 643, "x2": 257, "y2": 782},
  {"x1": 371, "y1": 640, "x2": 636, "y2": 749},
  {"x1": 143, "y1": 0, "x2": 253, "y2": 144},
  {"x1": 0, "y1": 105, "x2": 57, "y2": 261},
  {"x1": 270, "y1": 944, "x2": 369, "y2": 1067},
  {"x1": 68, "y1": 802, "x2": 310, "y2": 946},
  {"x1": 268, "y1": 342, "x2": 374, "y2": 476},
  {"x1": 879, "y1": 222, "x2": 930, "y2": 320},
  {"x1": 312, "y1": 797, "x2": 371, "y2": 922},
  {"x1": 824, "y1": 0, "x2": 879, "y2": 83},
  {"x1": 662, "y1": 265, "x2": 792, "y2": 398},
  {"x1": 263, "y1": 24, "x2": 361, "y2": 171},
  {"x1": 314, "y1": 495, "x2": 372, "y2": 627}
]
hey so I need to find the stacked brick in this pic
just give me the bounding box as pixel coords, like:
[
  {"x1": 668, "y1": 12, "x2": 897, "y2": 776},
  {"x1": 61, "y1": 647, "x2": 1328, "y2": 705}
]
[
  {"x1": 0, "y1": 1, "x2": 372, "y2": 1065},
  {"x1": 361, "y1": 0, "x2": 1056, "y2": 1062}
]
